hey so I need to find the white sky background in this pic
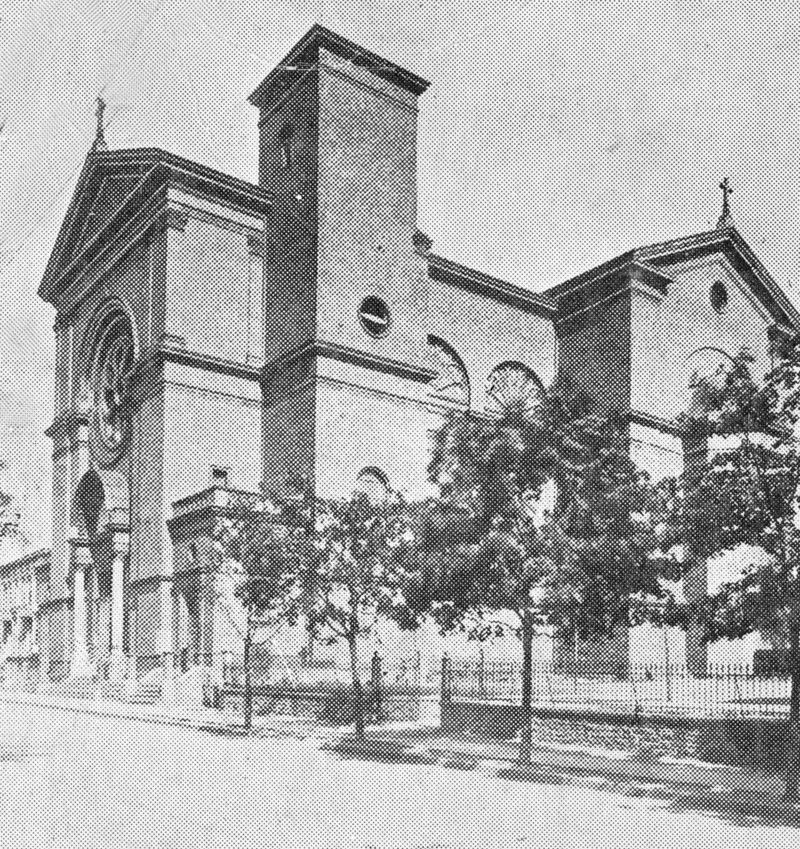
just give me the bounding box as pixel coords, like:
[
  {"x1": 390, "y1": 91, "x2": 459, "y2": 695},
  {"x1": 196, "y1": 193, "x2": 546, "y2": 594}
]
[{"x1": 0, "y1": 0, "x2": 799, "y2": 549}]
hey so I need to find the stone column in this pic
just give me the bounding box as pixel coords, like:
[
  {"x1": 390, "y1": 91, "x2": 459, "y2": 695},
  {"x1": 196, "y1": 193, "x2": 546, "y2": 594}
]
[
  {"x1": 159, "y1": 578, "x2": 174, "y2": 699},
  {"x1": 108, "y1": 523, "x2": 129, "y2": 682},
  {"x1": 69, "y1": 537, "x2": 93, "y2": 678}
]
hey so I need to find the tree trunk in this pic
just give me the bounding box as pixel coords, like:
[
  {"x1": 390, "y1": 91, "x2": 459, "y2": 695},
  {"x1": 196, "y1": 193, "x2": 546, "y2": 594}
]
[
  {"x1": 518, "y1": 608, "x2": 533, "y2": 765},
  {"x1": 783, "y1": 623, "x2": 800, "y2": 801},
  {"x1": 347, "y1": 630, "x2": 365, "y2": 739},
  {"x1": 243, "y1": 628, "x2": 253, "y2": 732}
]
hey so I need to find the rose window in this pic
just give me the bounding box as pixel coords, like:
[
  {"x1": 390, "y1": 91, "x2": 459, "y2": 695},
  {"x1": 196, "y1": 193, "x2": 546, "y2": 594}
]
[{"x1": 89, "y1": 313, "x2": 135, "y2": 465}]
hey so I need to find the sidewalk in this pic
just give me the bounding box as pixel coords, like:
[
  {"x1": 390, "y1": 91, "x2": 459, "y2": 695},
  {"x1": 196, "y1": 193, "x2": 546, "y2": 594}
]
[
  {"x1": 3, "y1": 687, "x2": 798, "y2": 824},
  {"x1": 0, "y1": 688, "x2": 311, "y2": 735}
]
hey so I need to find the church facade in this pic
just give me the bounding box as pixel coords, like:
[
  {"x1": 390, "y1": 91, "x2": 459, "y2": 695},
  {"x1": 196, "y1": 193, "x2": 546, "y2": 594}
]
[{"x1": 1, "y1": 25, "x2": 798, "y2": 687}]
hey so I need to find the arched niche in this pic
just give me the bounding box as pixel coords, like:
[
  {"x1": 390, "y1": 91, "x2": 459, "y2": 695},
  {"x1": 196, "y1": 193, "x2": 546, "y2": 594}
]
[
  {"x1": 426, "y1": 336, "x2": 470, "y2": 409},
  {"x1": 74, "y1": 470, "x2": 105, "y2": 539},
  {"x1": 353, "y1": 467, "x2": 390, "y2": 504},
  {"x1": 680, "y1": 347, "x2": 737, "y2": 420},
  {"x1": 484, "y1": 361, "x2": 544, "y2": 417}
]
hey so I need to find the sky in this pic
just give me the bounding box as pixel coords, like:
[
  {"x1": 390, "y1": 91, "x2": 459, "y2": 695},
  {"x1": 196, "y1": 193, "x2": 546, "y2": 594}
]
[{"x1": 1, "y1": 0, "x2": 799, "y2": 549}]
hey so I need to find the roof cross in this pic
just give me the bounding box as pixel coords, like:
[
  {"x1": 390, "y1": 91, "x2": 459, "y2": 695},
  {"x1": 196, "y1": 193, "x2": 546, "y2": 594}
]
[
  {"x1": 716, "y1": 176, "x2": 734, "y2": 230},
  {"x1": 93, "y1": 96, "x2": 108, "y2": 152}
]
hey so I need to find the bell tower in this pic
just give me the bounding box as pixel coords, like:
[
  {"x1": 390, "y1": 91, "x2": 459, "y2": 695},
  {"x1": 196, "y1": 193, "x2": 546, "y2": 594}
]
[{"x1": 250, "y1": 27, "x2": 436, "y2": 497}]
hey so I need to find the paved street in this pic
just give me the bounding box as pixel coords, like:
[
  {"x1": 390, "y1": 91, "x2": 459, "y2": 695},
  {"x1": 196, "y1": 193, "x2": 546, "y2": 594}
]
[{"x1": 1, "y1": 701, "x2": 799, "y2": 849}]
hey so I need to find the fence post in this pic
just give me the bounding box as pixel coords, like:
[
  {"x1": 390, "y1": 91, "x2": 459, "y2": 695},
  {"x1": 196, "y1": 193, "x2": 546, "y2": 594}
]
[
  {"x1": 629, "y1": 666, "x2": 642, "y2": 725},
  {"x1": 441, "y1": 654, "x2": 451, "y2": 705},
  {"x1": 732, "y1": 664, "x2": 744, "y2": 717},
  {"x1": 371, "y1": 652, "x2": 383, "y2": 719}
]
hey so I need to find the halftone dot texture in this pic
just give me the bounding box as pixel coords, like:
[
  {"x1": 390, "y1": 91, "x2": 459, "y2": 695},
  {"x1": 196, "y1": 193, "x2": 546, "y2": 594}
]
[{"x1": 3, "y1": 2, "x2": 800, "y2": 847}]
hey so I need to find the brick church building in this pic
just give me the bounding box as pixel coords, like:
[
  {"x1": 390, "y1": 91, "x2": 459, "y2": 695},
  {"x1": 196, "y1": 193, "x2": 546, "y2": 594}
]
[{"x1": 1, "y1": 25, "x2": 797, "y2": 688}]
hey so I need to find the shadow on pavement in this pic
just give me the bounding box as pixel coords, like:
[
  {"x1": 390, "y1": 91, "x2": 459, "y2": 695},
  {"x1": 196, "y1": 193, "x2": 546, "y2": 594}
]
[
  {"x1": 668, "y1": 789, "x2": 800, "y2": 830},
  {"x1": 321, "y1": 726, "x2": 800, "y2": 830}
]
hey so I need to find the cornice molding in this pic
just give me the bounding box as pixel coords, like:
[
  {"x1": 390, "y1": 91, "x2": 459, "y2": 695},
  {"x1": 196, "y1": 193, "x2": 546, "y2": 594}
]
[
  {"x1": 157, "y1": 341, "x2": 262, "y2": 381},
  {"x1": 159, "y1": 208, "x2": 189, "y2": 233},
  {"x1": 261, "y1": 339, "x2": 437, "y2": 385},
  {"x1": 316, "y1": 339, "x2": 437, "y2": 383},
  {"x1": 627, "y1": 409, "x2": 686, "y2": 436},
  {"x1": 247, "y1": 234, "x2": 268, "y2": 257},
  {"x1": 428, "y1": 254, "x2": 555, "y2": 318},
  {"x1": 44, "y1": 409, "x2": 90, "y2": 441},
  {"x1": 767, "y1": 322, "x2": 796, "y2": 343},
  {"x1": 556, "y1": 261, "x2": 670, "y2": 326}
]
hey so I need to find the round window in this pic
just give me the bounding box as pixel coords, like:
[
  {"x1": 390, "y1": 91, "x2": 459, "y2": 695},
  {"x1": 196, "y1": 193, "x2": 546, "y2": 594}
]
[
  {"x1": 710, "y1": 281, "x2": 728, "y2": 312},
  {"x1": 88, "y1": 311, "x2": 135, "y2": 466},
  {"x1": 358, "y1": 296, "x2": 391, "y2": 337}
]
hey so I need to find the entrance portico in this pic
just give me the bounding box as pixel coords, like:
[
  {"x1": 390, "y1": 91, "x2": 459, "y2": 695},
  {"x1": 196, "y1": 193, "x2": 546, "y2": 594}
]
[{"x1": 68, "y1": 506, "x2": 130, "y2": 681}]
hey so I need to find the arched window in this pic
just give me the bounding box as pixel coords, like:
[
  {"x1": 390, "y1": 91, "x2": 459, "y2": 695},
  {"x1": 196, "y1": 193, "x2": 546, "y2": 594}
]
[
  {"x1": 484, "y1": 362, "x2": 544, "y2": 417},
  {"x1": 278, "y1": 123, "x2": 294, "y2": 170},
  {"x1": 427, "y1": 336, "x2": 470, "y2": 408},
  {"x1": 353, "y1": 467, "x2": 390, "y2": 504}
]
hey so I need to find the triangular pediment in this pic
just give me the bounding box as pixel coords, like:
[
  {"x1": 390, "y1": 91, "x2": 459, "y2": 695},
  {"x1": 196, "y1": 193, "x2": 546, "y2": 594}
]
[
  {"x1": 78, "y1": 174, "x2": 144, "y2": 245},
  {"x1": 39, "y1": 149, "x2": 273, "y2": 305},
  {"x1": 40, "y1": 152, "x2": 164, "y2": 300},
  {"x1": 635, "y1": 227, "x2": 799, "y2": 331},
  {"x1": 549, "y1": 227, "x2": 799, "y2": 333}
]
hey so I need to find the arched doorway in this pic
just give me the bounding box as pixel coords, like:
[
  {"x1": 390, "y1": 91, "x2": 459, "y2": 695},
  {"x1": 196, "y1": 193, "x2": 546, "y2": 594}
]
[{"x1": 71, "y1": 467, "x2": 130, "y2": 678}]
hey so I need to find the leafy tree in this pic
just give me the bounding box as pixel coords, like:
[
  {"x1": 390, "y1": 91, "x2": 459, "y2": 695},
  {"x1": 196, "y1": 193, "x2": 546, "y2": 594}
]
[
  {"x1": 216, "y1": 479, "x2": 416, "y2": 738},
  {"x1": 213, "y1": 493, "x2": 305, "y2": 730},
  {"x1": 400, "y1": 391, "x2": 667, "y2": 764},
  {"x1": 296, "y1": 492, "x2": 415, "y2": 738},
  {"x1": 664, "y1": 346, "x2": 800, "y2": 799}
]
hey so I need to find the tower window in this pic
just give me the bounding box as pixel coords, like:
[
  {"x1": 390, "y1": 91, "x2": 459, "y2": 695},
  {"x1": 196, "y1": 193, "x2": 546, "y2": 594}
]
[
  {"x1": 358, "y1": 296, "x2": 391, "y2": 337},
  {"x1": 279, "y1": 140, "x2": 292, "y2": 170},
  {"x1": 278, "y1": 123, "x2": 295, "y2": 170}
]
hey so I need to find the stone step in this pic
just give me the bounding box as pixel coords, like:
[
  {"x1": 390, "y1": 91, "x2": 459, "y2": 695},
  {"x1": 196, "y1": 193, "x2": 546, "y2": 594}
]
[{"x1": 124, "y1": 682, "x2": 163, "y2": 705}]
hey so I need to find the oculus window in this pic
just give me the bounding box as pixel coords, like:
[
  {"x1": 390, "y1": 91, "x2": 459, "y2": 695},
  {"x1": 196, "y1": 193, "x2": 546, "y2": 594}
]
[
  {"x1": 710, "y1": 280, "x2": 728, "y2": 312},
  {"x1": 358, "y1": 296, "x2": 391, "y2": 337}
]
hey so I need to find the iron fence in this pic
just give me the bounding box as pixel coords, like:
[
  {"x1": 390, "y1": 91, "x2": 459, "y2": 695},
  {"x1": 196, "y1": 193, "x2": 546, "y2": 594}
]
[
  {"x1": 441, "y1": 657, "x2": 795, "y2": 719},
  {"x1": 221, "y1": 651, "x2": 430, "y2": 695}
]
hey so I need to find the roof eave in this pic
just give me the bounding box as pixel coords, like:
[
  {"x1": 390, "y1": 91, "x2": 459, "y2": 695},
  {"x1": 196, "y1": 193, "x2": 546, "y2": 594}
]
[{"x1": 248, "y1": 24, "x2": 430, "y2": 107}]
